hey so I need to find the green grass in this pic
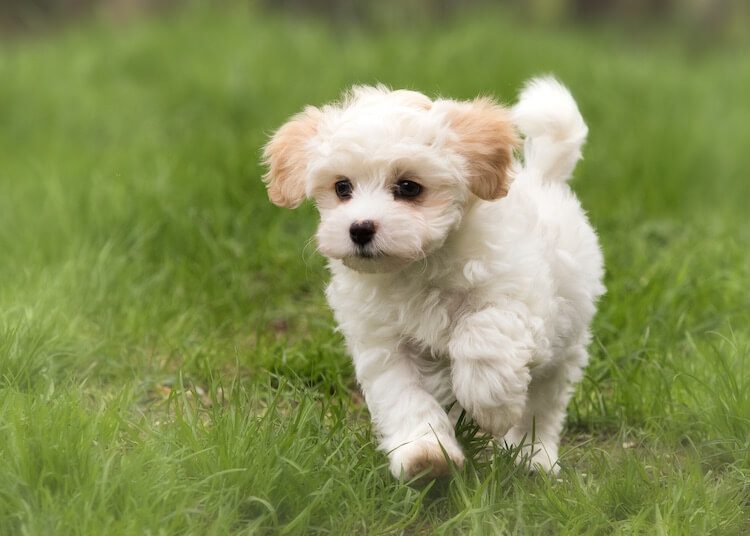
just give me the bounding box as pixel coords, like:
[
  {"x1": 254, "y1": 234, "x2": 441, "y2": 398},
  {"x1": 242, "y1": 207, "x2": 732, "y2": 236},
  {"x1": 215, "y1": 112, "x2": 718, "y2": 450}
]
[{"x1": 1, "y1": 4, "x2": 749, "y2": 534}]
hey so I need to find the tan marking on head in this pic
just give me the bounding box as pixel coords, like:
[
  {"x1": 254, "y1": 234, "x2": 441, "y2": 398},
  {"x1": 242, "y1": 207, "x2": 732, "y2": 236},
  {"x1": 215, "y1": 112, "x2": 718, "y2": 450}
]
[
  {"x1": 443, "y1": 97, "x2": 519, "y2": 200},
  {"x1": 262, "y1": 106, "x2": 322, "y2": 208}
]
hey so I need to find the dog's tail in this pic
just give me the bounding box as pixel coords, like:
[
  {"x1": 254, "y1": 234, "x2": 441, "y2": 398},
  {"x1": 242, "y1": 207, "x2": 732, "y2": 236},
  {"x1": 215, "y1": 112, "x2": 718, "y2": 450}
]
[{"x1": 511, "y1": 77, "x2": 588, "y2": 183}]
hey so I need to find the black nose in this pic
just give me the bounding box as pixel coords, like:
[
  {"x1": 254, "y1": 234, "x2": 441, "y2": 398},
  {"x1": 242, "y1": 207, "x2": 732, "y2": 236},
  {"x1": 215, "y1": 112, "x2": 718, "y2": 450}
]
[{"x1": 349, "y1": 220, "x2": 376, "y2": 246}]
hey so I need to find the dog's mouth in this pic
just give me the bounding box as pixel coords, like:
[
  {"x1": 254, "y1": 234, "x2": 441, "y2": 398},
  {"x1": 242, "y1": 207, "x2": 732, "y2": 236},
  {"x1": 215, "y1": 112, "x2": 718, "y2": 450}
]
[
  {"x1": 317, "y1": 237, "x2": 426, "y2": 273},
  {"x1": 341, "y1": 247, "x2": 418, "y2": 273},
  {"x1": 354, "y1": 246, "x2": 378, "y2": 259}
]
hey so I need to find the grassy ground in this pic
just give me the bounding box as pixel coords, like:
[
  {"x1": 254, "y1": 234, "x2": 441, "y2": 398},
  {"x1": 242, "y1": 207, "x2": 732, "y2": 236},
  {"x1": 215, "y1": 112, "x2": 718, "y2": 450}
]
[{"x1": 1, "y1": 4, "x2": 749, "y2": 534}]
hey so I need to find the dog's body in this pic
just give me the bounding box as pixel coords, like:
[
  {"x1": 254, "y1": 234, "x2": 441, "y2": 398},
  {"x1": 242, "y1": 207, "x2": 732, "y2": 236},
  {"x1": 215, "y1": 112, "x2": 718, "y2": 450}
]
[{"x1": 263, "y1": 78, "x2": 604, "y2": 478}]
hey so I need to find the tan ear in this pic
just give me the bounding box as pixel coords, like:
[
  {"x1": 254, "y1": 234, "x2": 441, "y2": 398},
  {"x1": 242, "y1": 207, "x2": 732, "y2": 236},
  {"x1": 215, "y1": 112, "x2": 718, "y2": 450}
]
[
  {"x1": 442, "y1": 97, "x2": 519, "y2": 200},
  {"x1": 262, "y1": 106, "x2": 321, "y2": 208}
]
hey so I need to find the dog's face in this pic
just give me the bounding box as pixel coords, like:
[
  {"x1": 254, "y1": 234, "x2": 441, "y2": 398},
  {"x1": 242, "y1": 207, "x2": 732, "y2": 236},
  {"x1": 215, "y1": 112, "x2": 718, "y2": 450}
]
[{"x1": 262, "y1": 86, "x2": 517, "y2": 273}]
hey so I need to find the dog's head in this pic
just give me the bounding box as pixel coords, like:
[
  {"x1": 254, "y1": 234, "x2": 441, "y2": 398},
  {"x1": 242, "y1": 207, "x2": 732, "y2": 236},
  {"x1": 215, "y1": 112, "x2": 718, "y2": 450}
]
[{"x1": 262, "y1": 86, "x2": 517, "y2": 273}]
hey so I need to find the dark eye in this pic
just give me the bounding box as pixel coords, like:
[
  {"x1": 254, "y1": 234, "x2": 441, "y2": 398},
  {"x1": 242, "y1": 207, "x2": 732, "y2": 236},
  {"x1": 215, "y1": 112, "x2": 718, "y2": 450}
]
[
  {"x1": 394, "y1": 179, "x2": 422, "y2": 199},
  {"x1": 335, "y1": 178, "x2": 353, "y2": 199}
]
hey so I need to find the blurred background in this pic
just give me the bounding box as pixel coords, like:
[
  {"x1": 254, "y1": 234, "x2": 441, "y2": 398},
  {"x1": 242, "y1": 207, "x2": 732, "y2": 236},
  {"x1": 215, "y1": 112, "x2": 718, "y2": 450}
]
[
  {"x1": 2, "y1": 0, "x2": 749, "y2": 45},
  {"x1": 0, "y1": 0, "x2": 750, "y2": 46}
]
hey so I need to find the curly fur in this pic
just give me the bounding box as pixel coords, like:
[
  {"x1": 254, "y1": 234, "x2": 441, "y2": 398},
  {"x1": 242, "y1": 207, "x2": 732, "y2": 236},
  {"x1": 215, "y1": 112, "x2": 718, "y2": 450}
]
[{"x1": 262, "y1": 78, "x2": 605, "y2": 478}]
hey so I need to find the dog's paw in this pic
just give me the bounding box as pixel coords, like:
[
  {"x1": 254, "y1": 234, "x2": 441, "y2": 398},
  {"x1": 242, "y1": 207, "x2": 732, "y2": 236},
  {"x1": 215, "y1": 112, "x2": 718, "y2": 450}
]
[
  {"x1": 389, "y1": 435, "x2": 465, "y2": 480},
  {"x1": 503, "y1": 428, "x2": 560, "y2": 474},
  {"x1": 522, "y1": 446, "x2": 559, "y2": 474}
]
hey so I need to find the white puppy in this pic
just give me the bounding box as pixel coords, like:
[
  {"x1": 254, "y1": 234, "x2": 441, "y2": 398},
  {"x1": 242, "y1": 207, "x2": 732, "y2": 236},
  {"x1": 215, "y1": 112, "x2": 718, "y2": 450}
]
[{"x1": 262, "y1": 78, "x2": 605, "y2": 479}]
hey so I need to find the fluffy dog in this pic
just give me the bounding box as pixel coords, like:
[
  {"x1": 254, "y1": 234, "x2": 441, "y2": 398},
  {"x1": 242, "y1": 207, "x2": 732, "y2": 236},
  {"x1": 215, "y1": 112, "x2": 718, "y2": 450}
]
[{"x1": 262, "y1": 78, "x2": 605, "y2": 479}]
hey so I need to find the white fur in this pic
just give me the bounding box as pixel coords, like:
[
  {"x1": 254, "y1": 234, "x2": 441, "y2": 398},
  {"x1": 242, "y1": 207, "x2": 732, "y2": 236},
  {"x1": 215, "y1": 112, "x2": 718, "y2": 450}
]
[
  {"x1": 511, "y1": 76, "x2": 589, "y2": 183},
  {"x1": 264, "y1": 78, "x2": 605, "y2": 478}
]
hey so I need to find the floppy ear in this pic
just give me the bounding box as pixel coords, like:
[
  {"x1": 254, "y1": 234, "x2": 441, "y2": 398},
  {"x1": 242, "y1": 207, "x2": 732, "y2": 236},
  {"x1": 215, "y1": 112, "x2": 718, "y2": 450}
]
[
  {"x1": 262, "y1": 106, "x2": 321, "y2": 208},
  {"x1": 441, "y1": 97, "x2": 519, "y2": 200}
]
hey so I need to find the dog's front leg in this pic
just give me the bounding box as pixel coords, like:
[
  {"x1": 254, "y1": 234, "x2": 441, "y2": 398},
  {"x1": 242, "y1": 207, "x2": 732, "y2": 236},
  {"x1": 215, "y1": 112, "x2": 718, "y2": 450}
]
[
  {"x1": 448, "y1": 307, "x2": 534, "y2": 439},
  {"x1": 353, "y1": 340, "x2": 465, "y2": 479}
]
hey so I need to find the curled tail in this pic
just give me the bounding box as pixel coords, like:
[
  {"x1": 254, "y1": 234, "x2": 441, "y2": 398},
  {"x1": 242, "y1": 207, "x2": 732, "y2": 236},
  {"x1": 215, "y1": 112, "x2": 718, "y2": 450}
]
[{"x1": 511, "y1": 77, "x2": 588, "y2": 183}]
